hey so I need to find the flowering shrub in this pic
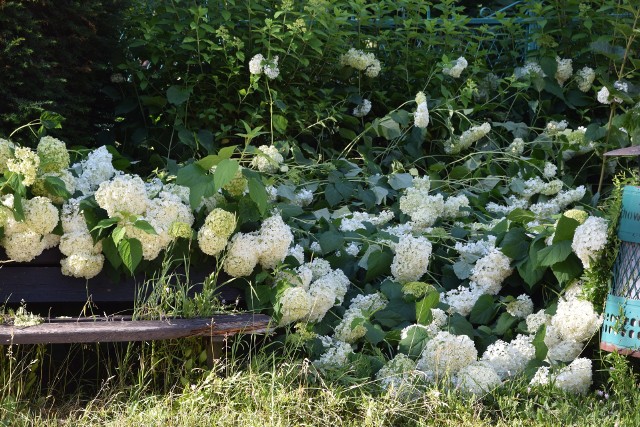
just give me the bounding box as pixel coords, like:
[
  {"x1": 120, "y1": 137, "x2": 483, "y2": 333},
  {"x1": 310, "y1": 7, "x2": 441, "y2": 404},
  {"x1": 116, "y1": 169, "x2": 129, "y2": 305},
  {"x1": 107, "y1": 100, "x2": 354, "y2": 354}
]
[{"x1": 2, "y1": 0, "x2": 640, "y2": 402}]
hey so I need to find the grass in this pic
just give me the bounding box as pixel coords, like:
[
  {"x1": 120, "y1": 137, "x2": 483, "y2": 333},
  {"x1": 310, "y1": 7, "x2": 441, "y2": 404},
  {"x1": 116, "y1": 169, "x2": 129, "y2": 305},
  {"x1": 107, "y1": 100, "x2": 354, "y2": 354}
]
[{"x1": 1, "y1": 338, "x2": 640, "y2": 427}]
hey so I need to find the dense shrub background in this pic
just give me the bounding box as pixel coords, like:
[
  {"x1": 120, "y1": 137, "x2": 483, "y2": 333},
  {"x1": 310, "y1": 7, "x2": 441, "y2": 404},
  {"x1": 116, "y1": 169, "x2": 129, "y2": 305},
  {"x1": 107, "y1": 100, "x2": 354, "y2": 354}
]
[{"x1": 0, "y1": 0, "x2": 126, "y2": 146}]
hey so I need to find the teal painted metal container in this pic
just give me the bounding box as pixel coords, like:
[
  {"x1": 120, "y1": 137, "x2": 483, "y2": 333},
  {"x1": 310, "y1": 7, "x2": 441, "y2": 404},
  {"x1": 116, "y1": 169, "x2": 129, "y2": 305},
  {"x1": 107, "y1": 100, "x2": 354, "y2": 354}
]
[{"x1": 601, "y1": 186, "x2": 640, "y2": 357}]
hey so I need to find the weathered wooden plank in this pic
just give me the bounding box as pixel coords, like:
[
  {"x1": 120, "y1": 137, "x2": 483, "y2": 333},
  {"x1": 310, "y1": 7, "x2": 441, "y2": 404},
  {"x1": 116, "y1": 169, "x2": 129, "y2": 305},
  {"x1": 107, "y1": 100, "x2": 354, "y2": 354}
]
[{"x1": 0, "y1": 314, "x2": 272, "y2": 345}]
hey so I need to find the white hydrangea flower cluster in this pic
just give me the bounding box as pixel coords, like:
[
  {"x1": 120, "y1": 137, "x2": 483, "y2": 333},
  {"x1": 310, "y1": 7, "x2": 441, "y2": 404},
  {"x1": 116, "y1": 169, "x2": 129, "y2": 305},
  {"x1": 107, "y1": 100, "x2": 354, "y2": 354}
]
[
  {"x1": 7, "y1": 146, "x2": 39, "y2": 186},
  {"x1": 442, "y1": 56, "x2": 468, "y2": 78},
  {"x1": 545, "y1": 120, "x2": 569, "y2": 135},
  {"x1": 506, "y1": 294, "x2": 534, "y2": 318},
  {"x1": 507, "y1": 137, "x2": 526, "y2": 156},
  {"x1": 398, "y1": 176, "x2": 469, "y2": 229},
  {"x1": 59, "y1": 199, "x2": 104, "y2": 279},
  {"x1": 248, "y1": 54, "x2": 279, "y2": 79},
  {"x1": 334, "y1": 293, "x2": 387, "y2": 343},
  {"x1": 575, "y1": 66, "x2": 595, "y2": 92},
  {"x1": 339, "y1": 210, "x2": 394, "y2": 232},
  {"x1": 340, "y1": 48, "x2": 381, "y2": 77},
  {"x1": 391, "y1": 235, "x2": 432, "y2": 283},
  {"x1": 197, "y1": 208, "x2": 237, "y2": 256},
  {"x1": 530, "y1": 358, "x2": 592, "y2": 394},
  {"x1": 37, "y1": 136, "x2": 70, "y2": 173},
  {"x1": 376, "y1": 353, "x2": 419, "y2": 398},
  {"x1": 223, "y1": 213, "x2": 294, "y2": 276},
  {"x1": 353, "y1": 99, "x2": 372, "y2": 117},
  {"x1": 514, "y1": 61, "x2": 546, "y2": 79},
  {"x1": 251, "y1": 145, "x2": 284, "y2": 173},
  {"x1": 469, "y1": 249, "x2": 513, "y2": 295},
  {"x1": 344, "y1": 242, "x2": 360, "y2": 256},
  {"x1": 543, "y1": 162, "x2": 557, "y2": 178},
  {"x1": 571, "y1": 216, "x2": 608, "y2": 268},
  {"x1": 551, "y1": 297, "x2": 602, "y2": 344},
  {"x1": 292, "y1": 188, "x2": 314, "y2": 206},
  {"x1": 313, "y1": 336, "x2": 354, "y2": 371},
  {"x1": 455, "y1": 362, "x2": 502, "y2": 395},
  {"x1": 529, "y1": 186, "x2": 586, "y2": 218},
  {"x1": 72, "y1": 146, "x2": 116, "y2": 196},
  {"x1": 278, "y1": 286, "x2": 312, "y2": 326},
  {"x1": 442, "y1": 283, "x2": 485, "y2": 316},
  {"x1": 481, "y1": 334, "x2": 535, "y2": 380},
  {"x1": 0, "y1": 138, "x2": 15, "y2": 173},
  {"x1": 445, "y1": 123, "x2": 491, "y2": 154},
  {"x1": 521, "y1": 176, "x2": 563, "y2": 199},
  {"x1": 401, "y1": 308, "x2": 447, "y2": 338},
  {"x1": 486, "y1": 195, "x2": 529, "y2": 216},
  {"x1": 416, "y1": 331, "x2": 477, "y2": 379},
  {"x1": 526, "y1": 309, "x2": 550, "y2": 333},
  {"x1": 127, "y1": 187, "x2": 195, "y2": 260},
  {"x1": 555, "y1": 57, "x2": 573, "y2": 87},
  {"x1": 455, "y1": 236, "x2": 497, "y2": 264},
  {"x1": 95, "y1": 174, "x2": 148, "y2": 218},
  {"x1": 414, "y1": 92, "x2": 429, "y2": 128},
  {"x1": 2, "y1": 196, "x2": 59, "y2": 262}
]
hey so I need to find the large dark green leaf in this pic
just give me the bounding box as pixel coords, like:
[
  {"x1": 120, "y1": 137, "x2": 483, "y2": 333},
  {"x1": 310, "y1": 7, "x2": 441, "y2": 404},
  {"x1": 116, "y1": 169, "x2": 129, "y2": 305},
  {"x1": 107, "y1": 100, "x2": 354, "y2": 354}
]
[
  {"x1": 416, "y1": 291, "x2": 440, "y2": 325},
  {"x1": 469, "y1": 294, "x2": 498, "y2": 325},
  {"x1": 118, "y1": 237, "x2": 143, "y2": 274},
  {"x1": 537, "y1": 240, "x2": 573, "y2": 266},
  {"x1": 213, "y1": 159, "x2": 240, "y2": 192},
  {"x1": 166, "y1": 85, "x2": 191, "y2": 105},
  {"x1": 398, "y1": 325, "x2": 430, "y2": 359},
  {"x1": 500, "y1": 228, "x2": 530, "y2": 261}
]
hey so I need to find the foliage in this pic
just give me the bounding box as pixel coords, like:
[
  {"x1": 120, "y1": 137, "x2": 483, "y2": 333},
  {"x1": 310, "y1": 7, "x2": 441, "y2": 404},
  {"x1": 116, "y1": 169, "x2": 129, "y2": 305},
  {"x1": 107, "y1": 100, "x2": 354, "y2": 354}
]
[{"x1": 0, "y1": 0, "x2": 126, "y2": 146}]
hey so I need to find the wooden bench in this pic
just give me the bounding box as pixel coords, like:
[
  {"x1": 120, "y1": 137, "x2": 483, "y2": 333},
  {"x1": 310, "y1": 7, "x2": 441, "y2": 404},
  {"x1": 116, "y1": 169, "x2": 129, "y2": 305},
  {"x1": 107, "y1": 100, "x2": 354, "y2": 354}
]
[{"x1": 0, "y1": 249, "x2": 272, "y2": 365}]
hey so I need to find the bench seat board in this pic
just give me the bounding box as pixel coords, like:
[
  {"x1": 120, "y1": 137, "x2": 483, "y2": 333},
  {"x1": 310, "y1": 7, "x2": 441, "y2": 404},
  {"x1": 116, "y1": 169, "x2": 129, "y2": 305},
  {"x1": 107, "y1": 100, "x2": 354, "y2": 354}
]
[{"x1": 0, "y1": 314, "x2": 272, "y2": 345}]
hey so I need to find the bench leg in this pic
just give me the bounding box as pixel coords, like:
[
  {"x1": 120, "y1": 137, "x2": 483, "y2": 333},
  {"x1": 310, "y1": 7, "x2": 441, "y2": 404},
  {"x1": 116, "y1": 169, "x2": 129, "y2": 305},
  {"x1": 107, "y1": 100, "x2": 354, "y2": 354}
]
[{"x1": 205, "y1": 336, "x2": 226, "y2": 369}]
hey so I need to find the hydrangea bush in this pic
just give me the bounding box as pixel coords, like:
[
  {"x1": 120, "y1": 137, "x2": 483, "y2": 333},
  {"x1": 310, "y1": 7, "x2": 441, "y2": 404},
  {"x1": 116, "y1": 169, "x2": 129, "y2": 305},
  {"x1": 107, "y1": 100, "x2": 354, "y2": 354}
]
[{"x1": 1, "y1": 0, "x2": 640, "y2": 401}]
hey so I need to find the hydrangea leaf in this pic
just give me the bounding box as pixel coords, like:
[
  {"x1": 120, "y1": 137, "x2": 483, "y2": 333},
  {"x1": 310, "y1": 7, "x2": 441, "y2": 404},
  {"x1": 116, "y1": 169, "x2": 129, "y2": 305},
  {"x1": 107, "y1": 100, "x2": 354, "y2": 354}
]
[
  {"x1": 248, "y1": 177, "x2": 268, "y2": 216},
  {"x1": 552, "y1": 216, "x2": 580, "y2": 243},
  {"x1": 133, "y1": 219, "x2": 157, "y2": 235},
  {"x1": 416, "y1": 291, "x2": 440, "y2": 326},
  {"x1": 102, "y1": 235, "x2": 122, "y2": 269},
  {"x1": 398, "y1": 326, "x2": 430, "y2": 359},
  {"x1": 272, "y1": 114, "x2": 288, "y2": 135},
  {"x1": 166, "y1": 85, "x2": 191, "y2": 105},
  {"x1": 532, "y1": 324, "x2": 548, "y2": 360},
  {"x1": 469, "y1": 294, "x2": 498, "y2": 325},
  {"x1": 365, "y1": 249, "x2": 393, "y2": 282},
  {"x1": 213, "y1": 159, "x2": 239, "y2": 192},
  {"x1": 318, "y1": 231, "x2": 344, "y2": 255},
  {"x1": 118, "y1": 237, "x2": 142, "y2": 274},
  {"x1": 493, "y1": 312, "x2": 518, "y2": 336},
  {"x1": 452, "y1": 260, "x2": 473, "y2": 280},
  {"x1": 448, "y1": 314, "x2": 475, "y2": 339},
  {"x1": 551, "y1": 253, "x2": 582, "y2": 284},
  {"x1": 387, "y1": 173, "x2": 413, "y2": 190},
  {"x1": 43, "y1": 176, "x2": 71, "y2": 200},
  {"x1": 537, "y1": 240, "x2": 573, "y2": 266},
  {"x1": 507, "y1": 208, "x2": 536, "y2": 224},
  {"x1": 364, "y1": 322, "x2": 385, "y2": 345},
  {"x1": 500, "y1": 228, "x2": 530, "y2": 261}
]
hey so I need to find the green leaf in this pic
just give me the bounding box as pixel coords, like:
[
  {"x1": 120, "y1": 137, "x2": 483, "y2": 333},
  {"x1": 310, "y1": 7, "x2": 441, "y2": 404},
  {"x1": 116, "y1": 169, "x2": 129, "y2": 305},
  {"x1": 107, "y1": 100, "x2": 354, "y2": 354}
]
[
  {"x1": 272, "y1": 114, "x2": 288, "y2": 134},
  {"x1": 469, "y1": 294, "x2": 498, "y2": 325},
  {"x1": 133, "y1": 219, "x2": 157, "y2": 235},
  {"x1": 364, "y1": 322, "x2": 386, "y2": 345},
  {"x1": 91, "y1": 217, "x2": 120, "y2": 233},
  {"x1": 398, "y1": 325, "x2": 430, "y2": 359},
  {"x1": 118, "y1": 237, "x2": 143, "y2": 274},
  {"x1": 448, "y1": 314, "x2": 475, "y2": 339},
  {"x1": 43, "y1": 176, "x2": 71, "y2": 200},
  {"x1": 176, "y1": 163, "x2": 215, "y2": 209},
  {"x1": 494, "y1": 312, "x2": 518, "y2": 336},
  {"x1": 500, "y1": 228, "x2": 530, "y2": 261},
  {"x1": 517, "y1": 258, "x2": 546, "y2": 289},
  {"x1": 102, "y1": 235, "x2": 122, "y2": 269},
  {"x1": 537, "y1": 240, "x2": 573, "y2": 267},
  {"x1": 248, "y1": 177, "x2": 268, "y2": 216},
  {"x1": 318, "y1": 231, "x2": 344, "y2": 255},
  {"x1": 388, "y1": 173, "x2": 413, "y2": 190},
  {"x1": 213, "y1": 159, "x2": 239, "y2": 192},
  {"x1": 551, "y1": 253, "x2": 582, "y2": 283},
  {"x1": 324, "y1": 184, "x2": 342, "y2": 206},
  {"x1": 112, "y1": 226, "x2": 126, "y2": 246},
  {"x1": 196, "y1": 146, "x2": 238, "y2": 170},
  {"x1": 365, "y1": 250, "x2": 393, "y2": 282},
  {"x1": 453, "y1": 260, "x2": 473, "y2": 280},
  {"x1": 416, "y1": 291, "x2": 440, "y2": 325},
  {"x1": 507, "y1": 208, "x2": 536, "y2": 224},
  {"x1": 12, "y1": 193, "x2": 24, "y2": 221},
  {"x1": 532, "y1": 324, "x2": 548, "y2": 360},
  {"x1": 376, "y1": 116, "x2": 402, "y2": 140},
  {"x1": 166, "y1": 85, "x2": 191, "y2": 105},
  {"x1": 552, "y1": 216, "x2": 580, "y2": 243}
]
